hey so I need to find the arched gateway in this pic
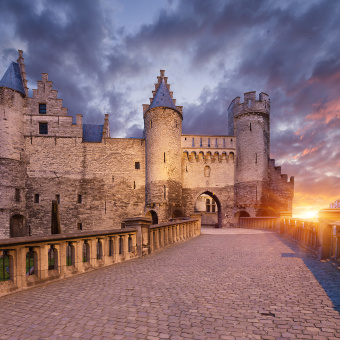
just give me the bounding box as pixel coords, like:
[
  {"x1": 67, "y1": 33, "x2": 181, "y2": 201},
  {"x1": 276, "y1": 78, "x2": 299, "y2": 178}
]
[{"x1": 195, "y1": 191, "x2": 222, "y2": 228}]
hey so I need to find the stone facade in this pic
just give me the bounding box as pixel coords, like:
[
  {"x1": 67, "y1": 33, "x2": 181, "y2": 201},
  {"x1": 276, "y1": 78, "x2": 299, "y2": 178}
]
[{"x1": 0, "y1": 51, "x2": 294, "y2": 238}]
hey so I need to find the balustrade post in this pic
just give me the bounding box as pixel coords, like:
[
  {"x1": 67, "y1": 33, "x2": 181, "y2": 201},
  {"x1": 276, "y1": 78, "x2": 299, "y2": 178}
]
[
  {"x1": 16, "y1": 247, "x2": 27, "y2": 289},
  {"x1": 149, "y1": 229, "x2": 154, "y2": 252},
  {"x1": 39, "y1": 244, "x2": 49, "y2": 281},
  {"x1": 122, "y1": 217, "x2": 152, "y2": 256},
  {"x1": 164, "y1": 227, "x2": 169, "y2": 246}
]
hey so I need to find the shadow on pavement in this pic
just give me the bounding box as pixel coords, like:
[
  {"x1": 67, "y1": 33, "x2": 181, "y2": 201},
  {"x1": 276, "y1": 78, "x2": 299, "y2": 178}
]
[{"x1": 278, "y1": 234, "x2": 340, "y2": 314}]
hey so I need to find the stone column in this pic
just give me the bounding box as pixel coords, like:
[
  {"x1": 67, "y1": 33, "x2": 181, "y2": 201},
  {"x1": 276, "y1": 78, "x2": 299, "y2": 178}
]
[{"x1": 122, "y1": 217, "x2": 152, "y2": 256}]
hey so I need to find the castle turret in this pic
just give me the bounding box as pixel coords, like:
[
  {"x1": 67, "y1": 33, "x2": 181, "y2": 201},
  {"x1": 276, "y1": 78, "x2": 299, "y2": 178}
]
[
  {"x1": 143, "y1": 70, "x2": 183, "y2": 222},
  {"x1": 228, "y1": 91, "x2": 270, "y2": 211},
  {"x1": 0, "y1": 50, "x2": 28, "y2": 237}
]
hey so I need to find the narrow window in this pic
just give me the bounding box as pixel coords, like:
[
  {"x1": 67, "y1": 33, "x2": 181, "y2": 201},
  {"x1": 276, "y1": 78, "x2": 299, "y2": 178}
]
[
  {"x1": 39, "y1": 122, "x2": 48, "y2": 134},
  {"x1": 206, "y1": 198, "x2": 211, "y2": 213},
  {"x1": 215, "y1": 138, "x2": 218, "y2": 147},
  {"x1": 250, "y1": 123, "x2": 252, "y2": 131},
  {"x1": 212, "y1": 200, "x2": 216, "y2": 213},
  {"x1": 164, "y1": 185, "x2": 166, "y2": 199},
  {"x1": 151, "y1": 120, "x2": 152, "y2": 128},
  {"x1": 248, "y1": 99, "x2": 251, "y2": 108},
  {"x1": 15, "y1": 188, "x2": 20, "y2": 202},
  {"x1": 192, "y1": 138, "x2": 194, "y2": 147},
  {"x1": 77, "y1": 194, "x2": 82, "y2": 204},
  {"x1": 135, "y1": 162, "x2": 140, "y2": 169},
  {"x1": 255, "y1": 153, "x2": 257, "y2": 164},
  {"x1": 223, "y1": 138, "x2": 226, "y2": 147},
  {"x1": 200, "y1": 138, "x2": 202, "y2": 147},
  {"x1": 164, "y1": 152, "x2": 166, "y2": 163},
  {"x1": 186, "y1": 165, "x2": 188, "y2": 172},
  {"x1": 39, "y1": 103, "x2": 46, "y2": 114},
  {"x1": 56, "y1": 194, "x2": 60, "y2": 204},
  {"x1": 133, "y1": 181, "x2": 136, "y2": 189},
  {"x1": 208, "y1": 138, "x2": 210, "y2": 147},
  {"x1": 231, "y1": 138, "x2": 233, "y2": 142},
  {"x1": 77, "y1": 223, "x2": 82, "y2": 230},
  {"x1": 112, "y1": 175, "x2": 114, "y2": 183},
  {"x1": 34, "y1": 194, "x2": 39, "y2": 204}
]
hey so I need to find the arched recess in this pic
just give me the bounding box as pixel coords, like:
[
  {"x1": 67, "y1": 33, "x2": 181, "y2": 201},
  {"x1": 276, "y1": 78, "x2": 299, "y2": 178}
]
[
  {"x1": 172, "y1": 210, "x2": 182, "y2": 218},
  {"x1": 195, "y1": 191, "x2": 222, "y2": 228},
  {"x1": 234, "y1": 210, "x2": 250, "y2": 225},
  {"x1": 256, "y1": 207, "x2": 277, "y2": 217},
  {"x1": 145, "y1": 210, "x2": 158, "y2": 225},
  {"x1": 10, "y1": 214, "x2": 27, "y2": 238}
]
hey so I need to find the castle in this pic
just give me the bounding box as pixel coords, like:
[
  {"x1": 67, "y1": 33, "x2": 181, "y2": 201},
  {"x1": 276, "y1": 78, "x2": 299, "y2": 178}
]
[{"x1": 0, "y1": 51, "x2": 294, "y2": 238}]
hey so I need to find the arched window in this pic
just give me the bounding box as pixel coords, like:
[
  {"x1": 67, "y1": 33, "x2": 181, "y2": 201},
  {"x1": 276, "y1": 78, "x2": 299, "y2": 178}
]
[{"x1": 204, "y1": 166, "x2": 211, "y2": 177}]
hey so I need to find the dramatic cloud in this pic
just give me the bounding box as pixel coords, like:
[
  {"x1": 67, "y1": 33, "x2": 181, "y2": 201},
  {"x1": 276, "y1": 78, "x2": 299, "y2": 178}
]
[{"x1": 0, "y1": 0, "x2": 339, "y2": 217}]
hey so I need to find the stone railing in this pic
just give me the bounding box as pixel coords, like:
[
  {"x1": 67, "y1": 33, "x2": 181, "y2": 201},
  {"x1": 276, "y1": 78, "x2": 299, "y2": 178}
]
[
  {"x1": 239, "y1": 217, "x2": 278, "y2": 230},
  {"x1": 0, "y1": 216, "x2": 201, "y2": 296},
  {"x1": 238, "y1": 211, "x2": 340, "y2": 262},
  {"x1": 280, "y1": 218, "x2": 319, "y2": 251}
]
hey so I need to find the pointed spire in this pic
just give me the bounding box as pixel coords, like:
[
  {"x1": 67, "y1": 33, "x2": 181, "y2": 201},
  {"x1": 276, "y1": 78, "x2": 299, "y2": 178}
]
[
  {"x1": 0, "y1": 61, "x2": 25, "y2": 95},
  {"x1": 149, "y1": 70, "x2": 177, "y2": 111}
]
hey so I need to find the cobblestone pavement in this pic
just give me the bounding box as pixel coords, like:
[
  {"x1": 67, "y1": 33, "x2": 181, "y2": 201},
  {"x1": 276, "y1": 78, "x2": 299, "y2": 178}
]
[{"x1": 0, "y1": 228, "x2": 339, "y2": 340}]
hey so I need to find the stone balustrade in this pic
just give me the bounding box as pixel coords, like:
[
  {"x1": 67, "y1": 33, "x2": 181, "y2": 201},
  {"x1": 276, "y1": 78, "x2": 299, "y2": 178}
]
[
  {"x1": 0, "y1": 216, "x2": 201, "y2": 296},
  {"x1": 238, "y1": 212, "x2": 340, "y2": 262},
  {"x1": 239, "y1": 217, "x2": 278, "y2": 230}
]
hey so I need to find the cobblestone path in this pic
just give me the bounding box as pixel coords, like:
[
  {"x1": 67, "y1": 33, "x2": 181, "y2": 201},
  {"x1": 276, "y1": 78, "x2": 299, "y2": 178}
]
[{"x1": 0, "y1": 228, "x2": 339, "y2": 339}]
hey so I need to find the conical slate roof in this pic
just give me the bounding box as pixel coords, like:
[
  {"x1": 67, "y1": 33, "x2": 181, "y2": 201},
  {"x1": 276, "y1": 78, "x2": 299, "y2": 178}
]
[
  {"x1": 149, "y1": 79, "x2": 177, "y2": 110},
  {"x1": 0, "y1": 62, "x2": 25, "y2": 95}
]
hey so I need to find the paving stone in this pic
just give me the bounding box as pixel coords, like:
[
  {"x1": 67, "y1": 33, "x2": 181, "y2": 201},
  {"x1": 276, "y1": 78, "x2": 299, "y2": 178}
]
[{"x1": 0, "y1": 228, "x2": 339, "y2": 338}]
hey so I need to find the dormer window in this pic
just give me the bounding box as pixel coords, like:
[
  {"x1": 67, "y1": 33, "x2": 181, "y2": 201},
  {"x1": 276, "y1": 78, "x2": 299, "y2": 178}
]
[{"x1": 39, "y1": 103, "x2": 46, "y2": 114}]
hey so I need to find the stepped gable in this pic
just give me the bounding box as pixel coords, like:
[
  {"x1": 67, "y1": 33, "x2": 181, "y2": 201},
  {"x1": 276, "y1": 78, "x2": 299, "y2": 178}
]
[
  {"x1": 83, "y1": 124, "x2": 104, "y2": 142},
  {"x1": 0, "y1": 61, "x2": 25, "y2": 95},
  {"x1": 149, "y1": 70, "x2": 177, "y2": 111}
]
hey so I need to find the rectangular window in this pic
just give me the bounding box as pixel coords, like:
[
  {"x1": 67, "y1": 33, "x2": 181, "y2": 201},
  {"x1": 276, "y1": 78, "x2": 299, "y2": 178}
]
[
  {"x1": 56, "y1": 194, "x2": 60, "y2": 204},
  {"x1": 39, "y1": 122, "x2": 48, "y2": 134},
  {"x1": 192, "y1": 138, "x2": 195, "y2": 147},
  {"x1": 212, "y1": 201, "x2": 216, "y2": 213},
  {"x1": 200, "y1": 138, "x2": 202, "y2": 147},
  {"x1": 39, "y1": 103, "x2": 46, "y2": 114},
  {"x1": 135, "y1": 162, "x2": 140, "y2": 169},
  {"x1": 208, "y1": 138, "x2": 210, "y2": 147},
  {"x1": 206, "y1": 198, "x2": 211, "y2": 213},
  {"x1": 15, "y1": 188, "x2": 20, "y2": 202},
  {"x1": 77, "y1": 194, "x2": 82, "y2": 204},
  {"x1": 77, "y1": 223, "x2": 82, "y2": 230},
  {"x1": 34, "y1": 194, "x2": 39, "y2": 203},
  {"x1": 215, "y1": 138, "x2": 218, "y2": 147}
]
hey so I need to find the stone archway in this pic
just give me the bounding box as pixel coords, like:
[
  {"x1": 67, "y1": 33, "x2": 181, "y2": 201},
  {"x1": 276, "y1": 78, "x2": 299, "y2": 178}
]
[
  {"x1": 195, "y1": 191, "x2": 222, "y2": 228},
  {"x1": 145, "y1": 210, "x2": 158, "y2": 225},
  {"x1": 10, "y1": 214, "x2": 27, "y2": 238}
]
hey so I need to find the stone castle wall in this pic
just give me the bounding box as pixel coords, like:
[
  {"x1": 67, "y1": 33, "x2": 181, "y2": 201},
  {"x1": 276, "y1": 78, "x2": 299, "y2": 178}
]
[{"x1": 24, "y1": 136, "x2": 145, "y2": 235}]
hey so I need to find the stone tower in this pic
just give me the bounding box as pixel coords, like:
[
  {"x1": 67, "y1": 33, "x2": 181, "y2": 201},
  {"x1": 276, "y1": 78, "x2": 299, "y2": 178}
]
[
  {"x1": 228, "y1": 91, "x2": 270, "y2": 213},
  {"x1": 143, "y1": 70, "x2": 183, "y2": 221},
  {"x1": 0, "y1": 50, "x2": 28, "y2": 237}
]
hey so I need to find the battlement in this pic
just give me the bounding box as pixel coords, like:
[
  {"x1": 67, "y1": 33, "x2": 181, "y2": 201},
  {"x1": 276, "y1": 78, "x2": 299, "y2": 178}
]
[{"x1": 228, "y1": 91, "x2": 270, "y2": 118}]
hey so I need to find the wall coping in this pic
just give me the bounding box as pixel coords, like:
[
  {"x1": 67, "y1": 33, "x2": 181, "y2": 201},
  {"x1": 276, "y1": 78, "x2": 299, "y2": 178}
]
[{"x1": 0, "y1": 228, "x2": 137, "y2": 247}]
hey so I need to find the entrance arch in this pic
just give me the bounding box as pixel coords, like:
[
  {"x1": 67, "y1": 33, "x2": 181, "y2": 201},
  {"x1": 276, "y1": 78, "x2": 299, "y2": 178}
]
[
  {"x1": 10, "y1": 214, "x2": 27, "y2": 237},
  {"x1": 145, "y1": 210, "x2": 158, "y2": 225},
  {"x1": 195, "y1": 191, "x2": 222, "y2": 228}
]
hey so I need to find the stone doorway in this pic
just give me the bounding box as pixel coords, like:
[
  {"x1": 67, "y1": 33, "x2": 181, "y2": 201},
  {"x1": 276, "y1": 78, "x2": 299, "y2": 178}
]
[
  {"x1": 145, "y1": 210, "x2": 158, "y2": 225},
  {"x1": 10, "y1": 214, "x2": 27, "y2": 237}
]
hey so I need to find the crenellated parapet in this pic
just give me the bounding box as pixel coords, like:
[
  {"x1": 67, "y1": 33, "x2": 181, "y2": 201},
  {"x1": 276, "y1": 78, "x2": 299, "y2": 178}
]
[
  {"x1": 228, "y1": 91, "x2": 270, "y2": 135},
  {"x1": 182, "y1": 150, "x2": 235, "y2": 163}
]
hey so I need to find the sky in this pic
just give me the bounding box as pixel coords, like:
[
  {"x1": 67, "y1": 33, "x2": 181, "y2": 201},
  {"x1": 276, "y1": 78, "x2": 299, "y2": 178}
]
[{"x1": 0, "y1": 0, "x2": 339, "y2": 218}]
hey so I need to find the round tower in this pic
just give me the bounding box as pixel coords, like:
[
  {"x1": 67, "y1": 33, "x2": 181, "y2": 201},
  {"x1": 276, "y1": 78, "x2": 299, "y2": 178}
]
[
  {"x1": 143, "y1": 70, "x2": 183, "y2": 222},
  {"x1": 228, "y1": 91, "x2": 270, "y2": 212},
  {"x1": 0, "y1": 50, "x2": 28, "y2": 237}
]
